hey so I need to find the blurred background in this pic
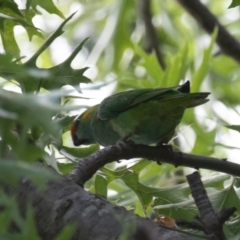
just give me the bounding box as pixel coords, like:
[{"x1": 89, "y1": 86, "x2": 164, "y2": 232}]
[{"x1": 1, "y1": 0, "x2": 240, "y2": 237}]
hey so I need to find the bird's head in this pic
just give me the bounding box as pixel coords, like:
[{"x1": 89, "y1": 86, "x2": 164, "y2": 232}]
[{"x1": 71, "y1": 106, "x2": 97, "y2": 146}]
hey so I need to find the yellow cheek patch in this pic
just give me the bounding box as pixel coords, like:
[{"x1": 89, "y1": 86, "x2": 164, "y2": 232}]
[{"x1": 81, "y1": 109, "x2": 92, "y2": 120}]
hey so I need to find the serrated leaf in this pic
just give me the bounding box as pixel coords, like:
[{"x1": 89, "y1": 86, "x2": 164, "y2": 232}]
[
  {"x1": 121, "y1": 170, "x2": 153, "y2": 208},
  {"x1": 0, "y1": 1, "x2": 23, "y2": 16},
  {"x1": 102, "y1": 167, "x2": 154, "y2": 208},
  {"x1": 16, "y1": 14, "x2": 91, "y2": 92},
  {"x1": 21, "y1": 9, "x2": 43, "y2": 40},
  {"x1": 0, "y1": 2, "x2": 41, "y2": 57},
  {"x1": 29, "y1": 0, "x2": 64, "y2": 18}
]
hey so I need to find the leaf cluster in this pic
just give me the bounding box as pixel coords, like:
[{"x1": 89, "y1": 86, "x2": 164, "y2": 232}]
[{"x1": 1, "y1": 0, "x2": 240, "y2": 239}]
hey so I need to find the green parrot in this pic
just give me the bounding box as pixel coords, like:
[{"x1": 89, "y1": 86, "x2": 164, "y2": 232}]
[{"x1": 71, "y1": 81, "x2": 209, "y2": 146}]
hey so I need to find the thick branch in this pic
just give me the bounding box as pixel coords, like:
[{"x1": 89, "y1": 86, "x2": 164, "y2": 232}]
[
  {"x1": 68, "y1": 144, "x2": 240, "y2": 187},
  {"x1": 177, "y1": 173, "x2": 236, "y2": 238},
  {"x1": 177, "y1": 0, "x2": 240, "y2": 63},
  {"x1": 4, "y1": 172, "x2": 192, "y2": 240}
]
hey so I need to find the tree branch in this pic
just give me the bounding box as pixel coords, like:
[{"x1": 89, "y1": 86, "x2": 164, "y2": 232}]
[
  {"x1": 187, "y1": 172, "x2": 235, "y2": 239},
  {"x1": 68, "y1": 144, "x2": 240, "y2": 187},
  {"x1": 176, "y1": 0, "x2": 240, "y2": 63},
  {"x1": 139, "y1": 0, "x2": 166, "y2": 69},
  {"x1": 4, "y1": 169, "x2": 192, "y2": 240}
]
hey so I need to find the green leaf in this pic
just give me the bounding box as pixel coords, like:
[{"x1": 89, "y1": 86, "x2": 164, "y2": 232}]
[
  {"x1": 60, "y1": 145, "x2": 100, "y2": 161},
  {"x1": 234, "y1": 177, "x2": 240, "y2": 188},
  {"x1": 227, "y1": 217, "x2": 240, "y2": 239},
  {"x1": 229, "y1": 0, "x2": 240, "y2": 8},
  {"x1": 224, "y1": 124, "x2": 240, "y2": 133},
  {"x1": 0, "y1": 89, "x2": 73, "y2": 161},
  {"x1": 154, "y1": 197, "x2": 198, "y2": 221},
  {"x1": 43, "y1": 148, "x2": 60, "y2": 172},
  {"x1": 15, "y1": 14, "x2": 91, "y2": 92},
  {"x1": 192, "y1": 27, "x2": 218, "y2": 91},
  {"x1": 121, "y1": 170, "x2": 153, "y2": 209},
  {"x1": 112, "y1": 0, "x2": 134, "y2": 72},
  {"x1": 202, "y1": 173, "x2": 231, "y2": 189},
  {"x1": 0, "y1": 18, "x2": 90, "y2": 93},
  {"x1": 20, "y1": 207, "x2": 41, "y2": 239},
  {"x1": 57, "y1": 115, "x2": 77, "y2": 133},
  {"x1": 0, "y1": 53, "x2": 27, "y2": 80},
  {"x1": 0, "y1": 89, "x2": 61, "y2": 135},
  {"x1": 58, "y1": 162, "x2": 76, "y2": 175},
  {"x1": 21, "y1": 9, "x2": 43, "y2": 40},
  {"x1": 128, "y1": 159, "x2": 151, "y2": 173},
  {"x1": 134, "y1": 44, "x2": 164, "y2": 85},
  {"x1": 210, "y1": 185, "x2": 240, "y2": 214},
  {"x1": 0, "y1": 191, "x2": 43, "y2": 238},
  {"x1": 95, "y1": 173, "x2": 108, "y2": 198},
  {"x1": 0, "y1": 160, "x2": 59, "y2": 186},
  {"x1": 29, "y1": 0, "x2": 64, "y2": 18},
  {"x1": 0, "y1": 2, "x2": 41, "y2": 57},
  {"x1": 54, "y1": 224, "x2": 76, "y2": 240},
  {"x1": 102, "y1": 166, "x2": 154, "y2": 209},
  {"x1": 162, "y1": 45, "x2": 190, "y2": 87}
]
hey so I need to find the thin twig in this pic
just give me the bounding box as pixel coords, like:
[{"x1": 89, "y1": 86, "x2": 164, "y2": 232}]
[{"x1": 139, "y1": 0, "x2": 166, "y2": 69}]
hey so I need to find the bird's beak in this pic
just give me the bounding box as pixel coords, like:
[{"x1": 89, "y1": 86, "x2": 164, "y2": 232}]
[{"x1": 72, "y1": 135, "x2": 90, "y2": 146}]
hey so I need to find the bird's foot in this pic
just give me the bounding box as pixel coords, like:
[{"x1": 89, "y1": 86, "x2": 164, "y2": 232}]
[
  {"x1": 116, "y1": 136, "x2": 135, "y2": 149},
  {"x1": 115, "y1": 137, "x2": 135, "y2": 163},
  {"x1": 157, "y1": 143, "x2": 173, "y2": 152}
]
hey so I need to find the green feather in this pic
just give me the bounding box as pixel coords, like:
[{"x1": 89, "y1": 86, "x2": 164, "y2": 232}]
[
  {"x1": 73, "y1": 82, "x2": 210, "y2": 146},
  {"x1": 98, "y1": 86, "x2": 179, "y2": 120}
]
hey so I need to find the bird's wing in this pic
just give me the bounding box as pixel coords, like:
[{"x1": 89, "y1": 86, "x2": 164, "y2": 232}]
[{"x1": 98, "y1": 86, "x2": 180, "y2": 120}]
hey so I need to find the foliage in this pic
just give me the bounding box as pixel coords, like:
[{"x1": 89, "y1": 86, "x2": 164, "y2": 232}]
[{"x1": 1, "y1": 0, "x2": 240, "y2": 239}]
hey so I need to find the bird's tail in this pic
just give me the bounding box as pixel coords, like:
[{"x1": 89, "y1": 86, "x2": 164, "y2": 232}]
[
  {"x1": 184, "y1": 92, "x2": 210, "y2": 108},
  {"x1": 158, "y1": 92, "x2": 210, "y2": 108}
]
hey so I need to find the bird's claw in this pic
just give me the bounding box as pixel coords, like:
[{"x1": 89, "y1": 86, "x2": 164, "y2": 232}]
[
  {"x1": 116, "y1": 138, "x2": 135, "y2": 150},
  {"x1": 114, "y1": 138, "x2": 135, "y2": 163}
]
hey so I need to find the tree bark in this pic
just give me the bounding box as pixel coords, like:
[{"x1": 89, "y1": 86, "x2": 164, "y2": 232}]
[{"x1": 5, "y1": 171, "x2": 192, "y2": 240}]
